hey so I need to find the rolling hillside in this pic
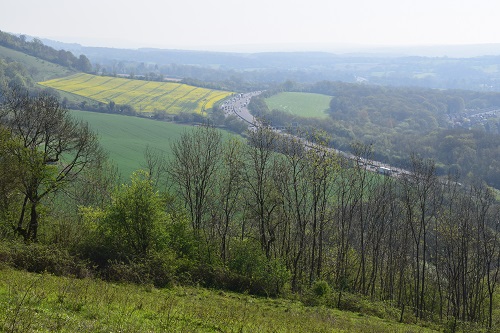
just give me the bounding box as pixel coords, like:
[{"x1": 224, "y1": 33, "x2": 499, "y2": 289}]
[
  {"x1": 0, "y1": 45, "x2": 73, "y2": 82},
  {"x1": 41, "y1": 73, "x2": 233, "y2": 114}
]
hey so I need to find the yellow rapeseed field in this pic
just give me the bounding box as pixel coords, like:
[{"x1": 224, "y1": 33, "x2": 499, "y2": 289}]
[{"x1": 39, "y1": 73, "x2": 233, "y2": 114}]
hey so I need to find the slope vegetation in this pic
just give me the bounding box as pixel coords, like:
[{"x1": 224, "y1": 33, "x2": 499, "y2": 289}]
[{"x1": 0, "y1": 267, "x2": 439, "y2": 333}]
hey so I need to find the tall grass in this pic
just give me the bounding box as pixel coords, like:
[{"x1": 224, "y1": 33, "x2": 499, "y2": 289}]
[{"x1": 0, "y1": 267, "x2": 441, "y2": 333}]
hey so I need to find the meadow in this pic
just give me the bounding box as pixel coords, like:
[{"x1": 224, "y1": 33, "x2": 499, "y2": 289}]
[
  {"x1": 40, "y1": 73, "x2": 233, "y2": 114},
  {"x1": 70, "y1": 110, "x2": 192, "y2": 177},
  {"x1": 0, "y1": 267, "x2": 440, "y2": 333},
  {"x1": 264, "y1": 92, "x2": 332, "y2": 118}
]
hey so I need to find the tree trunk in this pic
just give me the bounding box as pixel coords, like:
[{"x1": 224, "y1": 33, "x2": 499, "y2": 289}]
[{"x1": 28, "y1": 200, "x2": 38, "y2": 241}]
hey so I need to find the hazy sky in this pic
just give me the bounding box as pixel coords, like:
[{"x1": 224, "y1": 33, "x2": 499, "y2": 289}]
[{"x1": 1, "y1": 0, "x2": 499, "y2": 51}]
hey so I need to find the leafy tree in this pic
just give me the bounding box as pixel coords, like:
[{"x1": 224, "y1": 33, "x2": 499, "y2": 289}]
[
  {"x1": 106, "y1": 170, "x2": 168, "y2": 256},
  {"x1": 108, "y1": 100, "x2": 116, "y2": 112},
  {"x1": 447, "y1": 96, "x2": 465, "y2": 114},
  {"x1": 76, "y1": 54, "x2": 93, "y2": 73},
  {"x1": 0, "y1": 87, "x2": 102, "y2": 241},
  {"x1": 80, "y1": 170, "x2": 170, "y2": 260}
]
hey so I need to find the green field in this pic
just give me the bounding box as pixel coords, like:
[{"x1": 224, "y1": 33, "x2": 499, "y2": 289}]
[
  {"x1": 42, "y1": 73, "x2": 233, "y2": 114},
  {"x1": 0, "y1": 267, "x2": 440, "y2": 333},
  {"x1": 70, "y1": 110, "x2": 192, "y2": 177},
  {"x1": 264, "y1": 92, "x2": 332, "y2": 118},
  {"x1": 0, "y1": 45, "x2": 74, "y2": 82}
]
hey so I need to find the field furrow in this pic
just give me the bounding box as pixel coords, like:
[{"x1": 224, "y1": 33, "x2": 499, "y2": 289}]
[{"x1": 163, "y1": 86, "x2": 199, "y2": 113}]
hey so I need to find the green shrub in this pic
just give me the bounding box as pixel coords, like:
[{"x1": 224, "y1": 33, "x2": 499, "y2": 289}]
[
  {"x1": 301, "y1": 280, "x2": 332, "y2": 306},
  {"x1": 104, "y1": 249, "x2": 178, "y2": 287},
  {"x1": 78, "y1": 170, "x2": 172, "y2": 264},
  {"x1": 0, "y1": 240, "x2": 91, "y2": 277},
  {"x1": 312, "y1": 280, "x2": 331, "y2": 297},
  {"x1": 227, "y1": 239, "x2": 290, "y2": 297}
]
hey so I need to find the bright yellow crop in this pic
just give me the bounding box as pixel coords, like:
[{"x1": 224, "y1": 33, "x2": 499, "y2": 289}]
[{"x1": 40, "y1": 74, "x2": 233, "y2": 114}]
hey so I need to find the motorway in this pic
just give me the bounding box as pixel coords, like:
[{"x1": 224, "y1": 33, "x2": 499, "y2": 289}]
[
  {"x1": 220, "y1": 91, "x2": 261, "y2": 126},
  {"x1": 221, "y1": 91, "x2": 411, "y2": 177}
]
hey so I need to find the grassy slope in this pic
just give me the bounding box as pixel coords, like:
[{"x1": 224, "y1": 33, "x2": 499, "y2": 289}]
[
  {"x1": 0, "y1": 44, "x2": 92, "y2": 107},
  {"x1": 265, "y1": 92, "x2": 332, "y2": 119},
  {"x1": 0, "y1": 267, "x2": 439, "y2": 333},
  {"x1": 70, "y1": 110, "x2": 193, "y2": 177},
  {"x1": 0, "y1": 45, "x2": 73, "y2": 82}
]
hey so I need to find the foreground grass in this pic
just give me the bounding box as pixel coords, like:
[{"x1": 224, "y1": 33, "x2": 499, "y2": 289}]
[
  {"x1": 264, "y1": 92, "x2": 331, "y2": 119},
  {"x1": 0, "y1": 267, "x2": 439, "y2": 333}
]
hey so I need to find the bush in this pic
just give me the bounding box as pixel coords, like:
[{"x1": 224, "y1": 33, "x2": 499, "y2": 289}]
[
  {"x1": 227, "y1": 239, "x2": 290, "y2": 297},
  {"x1": 104, "y1": 249, "x2": 178, "y2": 287},
  {"x1": 78, "y1": 171, "x2": 171, "y2": 263},
  {"x1": 0, "y1": 240, "x2": 91, "y2": 278},
  {"x1": 312, "y1": 280, "x2": 331, "y2": 297},
  {"x1": 332, "y1": 291, "x2": 401, "y2": 322},
  {"x1": 189, "y1": 264, "x2": 252, "y2": 293},
  {"x1": 301, "y1": 280, "x2": 332, "y2": 306}
]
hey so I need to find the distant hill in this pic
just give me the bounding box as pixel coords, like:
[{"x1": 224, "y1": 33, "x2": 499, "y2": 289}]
[
  {"x1": 2, "y1": 32, "x2": 498, "y2": 91},
  {"x1": 38, "y1": 38, "x2": 500, "y2": 92}
]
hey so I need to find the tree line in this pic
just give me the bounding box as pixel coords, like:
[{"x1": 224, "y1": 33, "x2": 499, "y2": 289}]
[
  {"x1": 1, "y1": 87, "x2": 500, "y2": 330},
  {"x1": 0, "y1": 30, "x2": 92, "y2": 73}
]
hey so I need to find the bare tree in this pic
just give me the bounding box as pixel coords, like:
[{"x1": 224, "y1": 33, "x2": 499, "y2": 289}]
[
  {"x1": 212, "y1": 138, "x2": 244, "y2": 262},
  {"x1": 305, "y1": 143, "x2": 336, "y2": 284},
  {"x1": 0, "y1": 125, "x2": 22, "y2": 236},
  {"x1": 400, "y1": 155, "x2": 439, "y2": 319},
  {"x1": 142, "y1": 145, "x2": 167, "y2": 189},
  {"x1": 242, "y1": 126, "x2": 281, "y2": 259},
  {"x1": 167, "y1": 126, "x2": 222, "y2": 235},
  {"x1": 277, "y1": 135, "x2": 310, "y2": 291}
]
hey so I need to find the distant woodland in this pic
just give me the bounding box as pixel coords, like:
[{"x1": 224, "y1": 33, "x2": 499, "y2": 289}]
[
  {"x1": 0, "y1": 30, "x2": 92, "y2": 72},
  {"x1": 250, "y1": 81, "x2": 500, "y2": 189}
]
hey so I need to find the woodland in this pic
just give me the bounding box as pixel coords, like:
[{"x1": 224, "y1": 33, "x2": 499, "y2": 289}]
[{"x1": 249, "y1": 81, "x2": 500, "y2": 189}]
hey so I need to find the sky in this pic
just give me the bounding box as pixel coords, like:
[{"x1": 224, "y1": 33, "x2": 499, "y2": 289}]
[{"x1": 2, "y1": 0, "x2": 500, "y2": 52}]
